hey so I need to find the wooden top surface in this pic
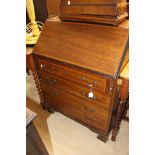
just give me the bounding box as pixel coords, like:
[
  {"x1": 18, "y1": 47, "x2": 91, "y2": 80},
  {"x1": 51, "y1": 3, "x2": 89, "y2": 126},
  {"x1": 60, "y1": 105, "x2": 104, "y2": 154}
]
[
  {"x1": 34, "y1": 21, "x2": 129, "y2": 79},
  {"x1": 120, "y1": 61, "x2": 129, "y2": 79}
]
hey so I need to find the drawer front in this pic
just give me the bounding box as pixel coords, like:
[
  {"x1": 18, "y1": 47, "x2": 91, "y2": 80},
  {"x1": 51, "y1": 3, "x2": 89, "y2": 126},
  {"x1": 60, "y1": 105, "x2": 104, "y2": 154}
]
[
  {"x1": 42, "y1": 83, "x2": 109, "y2": 131},
  {"x1": 37, "y1": 58, "x2": 110, "y2": 94},
  {"x1": 61, "y1": 0, "x2": 124, "y2": 5},
  {"x1": 61, "y1": 6, "x2": 117, "y2": 16},
  {"x1": 61, "y1": 1, "x2": 127, "y2": 16},
  {"x1": 40, "y1": 72, "x2": 111, "y2": 109}
]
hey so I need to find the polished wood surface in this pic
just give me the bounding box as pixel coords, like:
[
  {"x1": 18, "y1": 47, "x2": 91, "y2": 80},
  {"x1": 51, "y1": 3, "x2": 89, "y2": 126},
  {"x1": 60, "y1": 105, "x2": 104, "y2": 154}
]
[
  {"x1": 61, "y1": 0, "x2": 127, "y2": 16},
  {"x1": 37, "y1": 56, "x2": 110, "y2": 94},
  {"x1": 61, "y1": 4, "x2": 127, "y2": 16},
  {"x1": 33, "y1": 19, "x2": 129, "y2": 142},
  {"x1": 61, "y1": 0, "x2": 126, "y2": 5},
  {"x1": 43, "y1": 87, "x2": 109, "y2": 131},
  {"x1": 40, "y1": 75, "x2": 111, "y2": 109},
  {"x1": 34, "y1": 21, "x2": 129, "y2": 79},
  {"x1": 60, "y1": 0, "x2": 128, "y2": 25},
  {"x1": 33, "y1": 55, "x2": 118, "y2": 141},
  {"x1": 60, "y1": 12, "x2": 128, "y2": 25},
  {"x1": 46, "y1": 0, "x2": 61, "y2": 16}
]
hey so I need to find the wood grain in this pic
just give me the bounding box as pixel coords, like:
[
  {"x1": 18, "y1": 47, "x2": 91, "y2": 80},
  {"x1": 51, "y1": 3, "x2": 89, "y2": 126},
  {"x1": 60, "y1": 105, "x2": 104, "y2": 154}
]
[
  {"x1": 37, "y1": 56, "x2": 110, "y2": 94},
  {"x1": 61, "y1": 4, "x2": 127, "y2": 16},
  {"x1": 46, "y1": 0, "x2": 61, "y2": 16},
  {"x1": 61, "y1": 0, "x2": 126, "y2": 5},
  {"x1": 60, "y1": 12, "x2": 128, "y2": 25},
  {"x1": 33, "y1": 21, "x2": 129, "y2": 79}
]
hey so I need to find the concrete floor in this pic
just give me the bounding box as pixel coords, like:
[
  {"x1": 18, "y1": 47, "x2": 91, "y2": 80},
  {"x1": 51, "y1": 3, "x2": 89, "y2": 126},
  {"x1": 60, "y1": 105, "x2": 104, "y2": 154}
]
[{"x1": 26, "y1": 73, "x2": 129, "y2": 155}]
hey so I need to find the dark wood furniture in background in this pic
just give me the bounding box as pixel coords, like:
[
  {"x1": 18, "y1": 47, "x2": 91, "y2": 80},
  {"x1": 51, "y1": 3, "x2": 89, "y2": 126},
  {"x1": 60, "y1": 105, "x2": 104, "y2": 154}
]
[
  {"x1": 46, "y1": 0, "x2": 61, "y2": 16},
  {"x1": 32, "y1": 19, "x2": 129, "y2": 142},
  {"x1": 26, "y1": 108, "x2": 49, "y2": 155},
  {"x1": 60, "y1": 0, "x2": 128, "y2": 25}
]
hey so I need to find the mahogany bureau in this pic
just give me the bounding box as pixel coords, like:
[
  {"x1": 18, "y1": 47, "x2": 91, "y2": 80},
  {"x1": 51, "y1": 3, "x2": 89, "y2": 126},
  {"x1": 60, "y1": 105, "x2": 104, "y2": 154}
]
[{"x1": 32, "y1": 19, "x2": 129, "y2": 142}]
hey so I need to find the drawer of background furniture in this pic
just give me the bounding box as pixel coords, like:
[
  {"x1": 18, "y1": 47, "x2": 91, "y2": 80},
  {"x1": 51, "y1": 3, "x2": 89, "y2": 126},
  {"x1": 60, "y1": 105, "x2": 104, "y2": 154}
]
[
  {"x1": 37, "y1": 57, "x2": 110, "y2": 94},
  {"x1": 43, "y1": 86, "x2": 109, "y2": 131},
  {"x1": 61, "y1": 5, "x2": 119, "y2": 16},
  {"x1": 61, "y1": 0, "x2": 125, "y2": 5},
  {"x1": 60, "y1": 1, "x2": 127, "y2": 16},
  {"x1": 40, "y1": 72, "x2": 111, "y2": 109}
]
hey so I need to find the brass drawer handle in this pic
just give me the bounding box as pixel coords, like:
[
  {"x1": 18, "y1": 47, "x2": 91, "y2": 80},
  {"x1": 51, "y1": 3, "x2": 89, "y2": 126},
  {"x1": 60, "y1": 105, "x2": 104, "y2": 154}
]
[
  {"x1": 84, "y1": 106, "x2": 96, "y2": 113},
  {"x1": 82, "y1": 92, "x2": 96, "y2": 100},
  {"x1": 40, "y1": 64, "x2": 55, "y2": 71},
  {"x1": 40, "y1": 64, "x2": 46, "y2": 69},
  {"x1": 68, "y1": 0, "x2": 71, "y2": 5}
]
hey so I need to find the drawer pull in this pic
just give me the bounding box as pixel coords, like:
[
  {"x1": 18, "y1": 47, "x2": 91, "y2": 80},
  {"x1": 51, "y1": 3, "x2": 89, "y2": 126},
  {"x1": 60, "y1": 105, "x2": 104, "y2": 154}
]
[
  {"x1": 40, "y1": 64, "x2": 55, "y2": 71},
  {"x1": 84, "y1": 106, "x2": 96, "y2": 113},
  {"x1": 68, "y1": 1, "x2": 71, "y2": 5},
  {"x1": 40, "y1": 64, "x2": 46, "y2": 69},
  {"x1": 82, "y1": 92, "x2": 96, "y2": 100}
]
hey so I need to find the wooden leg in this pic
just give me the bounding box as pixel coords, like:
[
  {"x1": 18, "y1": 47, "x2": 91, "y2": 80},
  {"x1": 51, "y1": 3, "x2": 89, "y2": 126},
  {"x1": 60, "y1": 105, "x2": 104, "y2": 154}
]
[
  {"x1": 111, "y1": 79, "x2": 129, "y2": 141},
  {"x1": 26, "y1": 67, "x2": 30, "y2": 75},
  {"x1": 111, "y1": 99, "x2": 126, "y2": 141},
  {"x1": 97, "y1": 133, "x2": 109, "y2": 143},
  {"x1": 123, "y1": 96, "x2": 129, "y2": 122},
  {"x1": 46, "y1": 104, "x2": 55, "y2": 113},
  {"x1": 31, "y1": 71, "x2": 55, "y2": 113},
  {"x1": 33, "y1": 71, "x2": 46, "y2": 109}
]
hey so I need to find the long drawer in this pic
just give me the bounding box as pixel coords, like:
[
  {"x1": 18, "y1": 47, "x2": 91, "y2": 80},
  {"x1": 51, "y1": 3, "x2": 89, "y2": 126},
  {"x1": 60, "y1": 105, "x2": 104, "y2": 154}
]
[
  {"x1": 42, "y1": 84, "x2": 109, "y2": 131},
  {"x1": 37, "y1": 57, "x2": 111, "y2": 94},
  {"x1": 61, "y1": 5, "x2": 127, "y2": 16},
  {"x1": 60, "y1": 0, "x2": 127, "y2": 16},
  {"x1": 39, "y1": 72, "x2": 111, "y2": 109},
  {"x1": 61, "y1": 0, "x2": 126, "y2": 5}
]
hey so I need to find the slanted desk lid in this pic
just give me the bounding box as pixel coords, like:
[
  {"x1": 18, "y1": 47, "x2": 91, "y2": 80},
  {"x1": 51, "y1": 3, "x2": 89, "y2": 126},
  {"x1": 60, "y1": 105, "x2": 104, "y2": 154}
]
[{"x1": 33, "y1": 20, "x2": 128, "y2": 79}]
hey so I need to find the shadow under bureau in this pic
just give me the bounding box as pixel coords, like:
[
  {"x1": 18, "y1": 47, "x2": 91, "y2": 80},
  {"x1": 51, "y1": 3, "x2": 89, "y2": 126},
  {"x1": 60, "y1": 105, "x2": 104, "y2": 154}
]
[{"x1": 32, "y1": 20, "x2": 129, "y2": 142}]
